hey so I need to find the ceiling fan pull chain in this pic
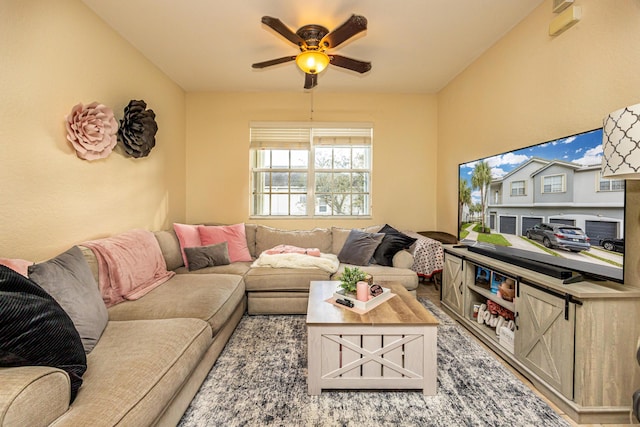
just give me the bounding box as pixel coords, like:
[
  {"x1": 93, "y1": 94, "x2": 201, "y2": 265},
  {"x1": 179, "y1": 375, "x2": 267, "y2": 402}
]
[{"x1": 309, "y1": 90, "x2": 314, "y2": 121}]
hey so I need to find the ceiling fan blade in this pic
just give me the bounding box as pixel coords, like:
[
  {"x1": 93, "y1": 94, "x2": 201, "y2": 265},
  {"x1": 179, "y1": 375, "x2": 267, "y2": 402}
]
[
  {"x1": 252, "y1": 56, "x2": 296, "y2": 69},
  {"x1": 330, "y1": 55, "x2": 372, "y2": 74},
  {"x1": 261, "y1": 16, "x2": 306, "y2": 47},
  {"x1": 321, "y1": 14, "x2": 368, "y2": 49},
  {"x1": 304, "y1": 73, "x2": 318, "y2": 89}
]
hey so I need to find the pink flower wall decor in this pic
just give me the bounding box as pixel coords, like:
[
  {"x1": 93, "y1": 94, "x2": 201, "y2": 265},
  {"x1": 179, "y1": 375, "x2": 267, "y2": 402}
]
[{"x1": 65, "y1": 102, "x2": 118, "y2": 161}]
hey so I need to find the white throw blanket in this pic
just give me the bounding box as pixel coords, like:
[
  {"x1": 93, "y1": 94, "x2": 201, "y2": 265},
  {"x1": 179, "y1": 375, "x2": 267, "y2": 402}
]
[{"x1": 251, "y1": 252, "x2": 339, "y2": 273}]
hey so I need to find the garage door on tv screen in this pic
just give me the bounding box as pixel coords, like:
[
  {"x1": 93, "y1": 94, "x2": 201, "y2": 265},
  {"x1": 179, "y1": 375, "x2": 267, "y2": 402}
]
[{"x1": 458, "y1": 127, "x2": 625, "y2": 283}]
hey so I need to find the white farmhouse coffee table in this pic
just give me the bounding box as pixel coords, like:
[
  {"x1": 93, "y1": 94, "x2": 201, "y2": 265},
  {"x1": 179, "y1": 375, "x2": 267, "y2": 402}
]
[{"x1": 306, "y1": 281, "x2": 439, "y2": 395}]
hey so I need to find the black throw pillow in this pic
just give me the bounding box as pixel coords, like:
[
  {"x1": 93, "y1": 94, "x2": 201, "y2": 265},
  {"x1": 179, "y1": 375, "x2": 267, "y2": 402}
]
[
  {"x1": 373, "y1": 224, "x2": 418, "y2": 266},
  {"x1": 0, "y1": 265, "x2": 87, "y2": 403}
]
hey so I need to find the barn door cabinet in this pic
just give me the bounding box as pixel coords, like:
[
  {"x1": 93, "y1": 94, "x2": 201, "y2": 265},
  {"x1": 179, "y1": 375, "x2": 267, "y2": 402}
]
[
  {"x1": 440, "y1": 245, "x2": 640, "y2": 424},
  {"x1": 515, "y1": 282, "x2": 575, "y2": 400},
  {"x1": 441, "y1": 252, "x2": 464, "y2": 316}
]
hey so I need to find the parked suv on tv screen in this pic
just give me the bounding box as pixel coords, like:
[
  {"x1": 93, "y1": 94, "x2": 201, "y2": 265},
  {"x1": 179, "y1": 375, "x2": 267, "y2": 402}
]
[{"x1": 525, "y1": 223, "x2": 591, "y2": 252}]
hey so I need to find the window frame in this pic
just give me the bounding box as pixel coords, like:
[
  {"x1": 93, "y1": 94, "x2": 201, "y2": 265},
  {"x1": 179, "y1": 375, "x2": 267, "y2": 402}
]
[
  {"x1": 251, "y1": 150, "x2": 310, "y2": 216},
  {"x1": 597, "y1": 172, "x2": 625, "y2": 192},
  {"x1": 509, "y1": 180, "x2": 526, "y2": 197},
  {"x1": 541, "y1": 173, "x2": 566, "y2": 194},
  {"x1": 249, "y1": 122, "x2": 373, "y2": 219}
]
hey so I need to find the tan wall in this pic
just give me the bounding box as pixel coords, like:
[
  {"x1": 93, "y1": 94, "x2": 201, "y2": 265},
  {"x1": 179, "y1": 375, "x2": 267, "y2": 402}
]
[
  {"x1": 185, "y1": 92, "x2": 437, "y2": 232},
  {"x1": 0, "y1": 0, "x2": 186, "y2": 261},
  {"x1": 6, "y1": 0, "x2": 638, "y2": 278},
  {"x1": 437, "y1": 0, "x2": 640, "y2": 285}
]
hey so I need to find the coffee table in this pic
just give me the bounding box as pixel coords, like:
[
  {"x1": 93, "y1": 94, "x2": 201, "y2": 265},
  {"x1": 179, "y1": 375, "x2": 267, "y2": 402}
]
[{"x1": 306, "y1": 280, "x2": 439, "y2": 395}]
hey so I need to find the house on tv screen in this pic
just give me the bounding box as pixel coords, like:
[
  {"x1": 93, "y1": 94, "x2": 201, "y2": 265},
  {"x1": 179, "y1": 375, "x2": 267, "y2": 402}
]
[{"x1": 485, "y1": 157, "x2": 624, "y2": 245}]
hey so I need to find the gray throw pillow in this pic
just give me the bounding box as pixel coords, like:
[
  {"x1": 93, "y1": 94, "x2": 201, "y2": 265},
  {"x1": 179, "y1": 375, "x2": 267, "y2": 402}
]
[
  {"x1": 337, "y1": 229, "x2": 385, "y2": 266},
  {"x1": 184, "y1": 242, "x2": 231, "y2": 271},
  {"x1": 28, "y1": 246, "x2": 108, "y2": 354}
]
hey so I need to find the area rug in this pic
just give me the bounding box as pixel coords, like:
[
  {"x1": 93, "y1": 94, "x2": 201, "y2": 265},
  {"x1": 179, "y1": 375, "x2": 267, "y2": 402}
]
[{"x1": 179, "y1": 298, "x2": 569, "y2": 427}]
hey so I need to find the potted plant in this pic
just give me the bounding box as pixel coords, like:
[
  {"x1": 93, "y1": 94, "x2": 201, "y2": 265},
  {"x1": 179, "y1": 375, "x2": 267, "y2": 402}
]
[{"x1": 338, "y1": 266, "x2": 367, "y2": 294}]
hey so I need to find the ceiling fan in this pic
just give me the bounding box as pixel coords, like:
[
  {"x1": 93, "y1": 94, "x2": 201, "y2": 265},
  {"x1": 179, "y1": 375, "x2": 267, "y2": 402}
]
[{"x1": 252, "y1": 14, "x2": 372, "y2": 89}]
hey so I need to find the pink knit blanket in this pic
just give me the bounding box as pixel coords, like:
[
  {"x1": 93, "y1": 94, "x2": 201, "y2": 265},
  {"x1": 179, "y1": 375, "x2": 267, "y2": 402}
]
[
  {"x1": 264, "y1": 244, "x2": 321, "y2": 257},
  {"x1": 83, "y1": 229, "x2": 175, "y2": 307}
]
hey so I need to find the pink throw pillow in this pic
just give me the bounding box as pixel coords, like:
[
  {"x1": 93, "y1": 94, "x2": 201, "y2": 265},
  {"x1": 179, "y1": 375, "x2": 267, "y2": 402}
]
[
  {"x1": 0, "y1": 257, "x2": 33, "y2": 277},
  {"x1": 198, "y1": 224, "x2": 252, "y2": 263},
  {"x1": 173, "y1": 223, "x2": 202, "y2": 268}
]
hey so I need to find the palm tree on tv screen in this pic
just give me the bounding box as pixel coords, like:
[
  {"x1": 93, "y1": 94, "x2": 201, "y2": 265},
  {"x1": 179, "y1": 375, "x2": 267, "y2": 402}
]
[
  {"x1": 471, "y1": 161, "x2": 492, "y2": 232},
  {"x1": 459, "y1": 179, "x2": 472, "y2": 225}
]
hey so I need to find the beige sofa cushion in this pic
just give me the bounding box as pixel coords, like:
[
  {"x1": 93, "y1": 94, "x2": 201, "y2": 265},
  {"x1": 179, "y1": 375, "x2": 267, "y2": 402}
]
[
  {"x1": 392, "y1": 250, "x2": 414, "y2": 269},
  {"x1": 154, "y1": 230, "x2": 184, "y2": 271},
  {"x1": 107, "y1": 274, "x2": 245, "y2": 336},
  {"x1": 174, "y1": 261, "x2": 252, "y2": 276},
  {"x1": 0, "y1": 366, "x2": 70, "y2": 427},
  {"x1": 244, "y1": 267, "x2": 331, "y2": 292},
  {"x1": 255, "y1": 225, "x2": 332, "y2": 256},
  {"x1": 79, "y1": 246, "x2": 100, "y2": 285},
  {"x1": 244, "y1": 223, "x2": 257, "y2": 258},
  {"x1": 247, "y1": 292, "x2": 309, "y2": 315},
  {"x1": 54, "y1": 318, "x2": 211, "y2": 427}
]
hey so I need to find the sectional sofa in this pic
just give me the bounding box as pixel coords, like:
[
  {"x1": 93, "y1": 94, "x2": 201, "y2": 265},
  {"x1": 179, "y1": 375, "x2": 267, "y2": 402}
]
[{"x1": 0, "y1": 223, "x2": 440, "y2": 426}]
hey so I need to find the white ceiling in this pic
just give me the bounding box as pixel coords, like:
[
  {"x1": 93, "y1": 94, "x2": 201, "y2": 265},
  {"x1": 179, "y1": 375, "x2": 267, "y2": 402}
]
[{"x1": 82, "y1": 0, "x2": 543, "y2": 93}]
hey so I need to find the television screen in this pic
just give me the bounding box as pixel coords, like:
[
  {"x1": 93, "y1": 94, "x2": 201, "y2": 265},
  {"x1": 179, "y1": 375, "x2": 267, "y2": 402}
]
[{"x1": 458, "y1": 128, "x2": 625, "y2": 283}]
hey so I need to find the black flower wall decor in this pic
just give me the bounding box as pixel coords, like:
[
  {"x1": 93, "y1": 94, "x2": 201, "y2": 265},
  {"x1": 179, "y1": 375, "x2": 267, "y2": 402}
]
[{"x1": 117, "y1": 100, "x2": 158, "y2": 158}]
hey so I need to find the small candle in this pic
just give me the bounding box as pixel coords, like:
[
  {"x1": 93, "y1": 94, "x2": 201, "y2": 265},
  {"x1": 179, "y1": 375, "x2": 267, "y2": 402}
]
[{"x1": 356, "y1": 281, "x2": 369, "y2": 302}]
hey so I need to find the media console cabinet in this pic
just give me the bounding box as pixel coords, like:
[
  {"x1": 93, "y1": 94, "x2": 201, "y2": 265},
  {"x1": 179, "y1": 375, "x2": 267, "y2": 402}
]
[{"x1": 442, "y1": 245, "x2": 640, "y2": 424}]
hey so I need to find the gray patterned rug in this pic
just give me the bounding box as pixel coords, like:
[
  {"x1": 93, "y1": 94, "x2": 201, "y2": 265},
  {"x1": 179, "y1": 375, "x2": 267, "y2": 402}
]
[{"x1": 179, "y1": 298, "x2": 569, "y2": 427}]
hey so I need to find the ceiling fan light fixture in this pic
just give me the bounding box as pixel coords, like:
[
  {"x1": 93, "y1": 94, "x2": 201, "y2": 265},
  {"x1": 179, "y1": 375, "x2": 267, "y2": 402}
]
[
  {"x1": 254, "y1": 15, "x2": 370, "y2": 88},
  {"x1": 296, "y1": 51, "x2": 330, "y2": 74}
]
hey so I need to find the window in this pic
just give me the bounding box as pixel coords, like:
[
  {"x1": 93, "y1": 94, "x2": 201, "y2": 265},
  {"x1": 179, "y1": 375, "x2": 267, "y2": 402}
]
[
  {"x1": 598, "y1": 172, "x2": 624, "y2": 192},
  {"x1": 510, "y1": 180, "x2": 526, "y2": 196},
  {"x1": 250, "y1": 123, "x2": 372, "y2": 217},
  {"x1": 542, "y1": 174, "x2": 565, "y2": 193}
]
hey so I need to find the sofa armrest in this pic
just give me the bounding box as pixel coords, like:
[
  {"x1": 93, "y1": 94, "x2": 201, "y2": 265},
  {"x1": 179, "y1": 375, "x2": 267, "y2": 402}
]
[
  {"x1": 0, "y1": 366, "x2": 70, "y2": 427},
  {"x1": 392, "y1": 250, "x2": 414, "y2": 269}
]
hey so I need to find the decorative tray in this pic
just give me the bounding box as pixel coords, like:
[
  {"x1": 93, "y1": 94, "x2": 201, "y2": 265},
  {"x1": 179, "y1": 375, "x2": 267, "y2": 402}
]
[{"x1": 333, "y1": 286, "x2": 392, "y2": 310}]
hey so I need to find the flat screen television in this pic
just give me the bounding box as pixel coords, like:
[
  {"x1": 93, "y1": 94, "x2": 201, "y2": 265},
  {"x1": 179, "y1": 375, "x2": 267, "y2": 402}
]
[{"x1": 458, "y1": 128, "x2": 625, "y2": 283}]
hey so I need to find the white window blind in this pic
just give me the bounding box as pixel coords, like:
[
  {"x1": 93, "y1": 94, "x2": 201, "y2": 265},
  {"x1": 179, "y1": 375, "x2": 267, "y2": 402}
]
[
  {"x1": 249, "y1": 123, "x2": 373, "y2": 217},
  {"x1": 249, "y1": 128, "x2": 311, "y2": 150},
  {"x1": 313, "y1": 127, "x2": 372, "y2": 146}
]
